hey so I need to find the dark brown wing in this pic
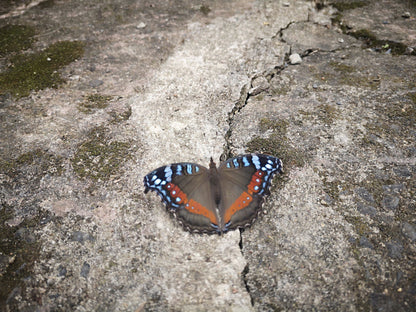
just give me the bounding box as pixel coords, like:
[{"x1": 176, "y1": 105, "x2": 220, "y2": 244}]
[
  {"x1": 218, "y1": 154, "x2": 282, "y2": 232},
  {"x1": 144, "y1": 163, "x2": 220, "y2": 233}
]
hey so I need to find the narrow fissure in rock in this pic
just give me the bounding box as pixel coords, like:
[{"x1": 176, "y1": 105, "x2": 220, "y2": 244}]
[
  {"x1": 222, "y1": 19, "x2": 300, "y2": 160},
  {"x1": 241, "y1": 262, "x2": 254, "y2": 307},
  {"x1": 221, "y1": 20, "x2": 299, "y2": 308},
  {"x1": 221, "y1": 65, "x2": 286, "y2": 160},
  {"x1": 221, "y1": 82, "x2": 250, "y2": 160},
  {"x1": 238, "y1": 229, "x2": 255, "y2": 307}
]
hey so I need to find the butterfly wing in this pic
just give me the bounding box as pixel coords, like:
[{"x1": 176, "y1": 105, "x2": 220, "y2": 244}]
[
  {"x1": 218, "y1": 154, "x2": 282, "y2": 232},
  {"x1": 144, "y1": 163, "x2": 220, "y2": 233}
]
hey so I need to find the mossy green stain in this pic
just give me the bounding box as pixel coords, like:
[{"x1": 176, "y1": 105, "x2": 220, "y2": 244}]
[
  {"x1": 0, "y1": 41, "x2": 84, "y2": 98},
  {"x1": 299, "y1": 104, "x2": 339, "y2": 125},
  {"x1": 72, "y1": 127, "x2": 132, "y2": 181},
  {"x1": 386, "y1": 96, "x2": 416, "y2": 125},
  {"x1": 363, "y1": 97, "x2": 416, "y2": 147},
  {"x1": 0, "y1": 149, "x2": 65, "y2": 177},
  {"x1": 331, "y1": 13, "x2": 344, "y2": 29},
  {"x1": 247, "y1": 118, "x2": 306, "y2": 169},
  {"x1": 0, "y1": 24, "x2": 36, "y2": 56},
  {"x1": 110, "y1": 106, "x2": 132, "y2": 123},
  {"x1": 108, "y1": 260, "x2": 118, "y2": 268},
  {"x1": 408, "y1": 92, "x2": 416, "y2": 104},
  {"x1": 329, "y1": 61, "x2": 355, "y2": 73},
  {"x1": 345, "y1": 215, "x2": 370, "y2": 235},
  {"x1": 350, "y1": 29, "x2": 410, "y2": 55},
  {"x1": 320, "y1": 177, "x2": 342, "y2": 202},
  {"x1": 349, "y1": 29, "x2": 378, "y2": 43},
  {"x1": 332, "y1": 1, "x2": 368, "y2": 11},
  {"x1": 78, "y1": 94, "x2": 113, "y2": 114},
  {"x1": 259, "y1": 118, "x2": 288, "y2": 134},
  {"x1": 317, "y1": 104, "x2": 338, "y2": 125},
  {"x1": 38, "y1": 0, "x2": 55, "y2": 8},
  {"x1": 0, "y1": 204, "x2": 50, "y2": 307},
  {"x1": 312, "y1": 65, "x2": 380, "y2": 90},
  {"x1": 200, "y1": 5, "x2": 211, "y2": 15}
]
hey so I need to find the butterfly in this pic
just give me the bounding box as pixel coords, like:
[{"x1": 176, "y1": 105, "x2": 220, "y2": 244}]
[{"x1": 143, "y1": 154, "x2": 283, "y2": 234}]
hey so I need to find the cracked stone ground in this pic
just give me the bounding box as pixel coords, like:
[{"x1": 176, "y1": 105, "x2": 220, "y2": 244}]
[{"x1": 0, "y1": 0, "x2": 415, "y2": 311}]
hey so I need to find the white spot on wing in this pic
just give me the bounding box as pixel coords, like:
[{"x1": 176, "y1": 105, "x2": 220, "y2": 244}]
[{"x1": 252, "y1": 155, "x2": 260, "y2": 169}]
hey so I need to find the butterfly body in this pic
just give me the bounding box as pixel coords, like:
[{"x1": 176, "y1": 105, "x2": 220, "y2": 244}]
[{"x1": 144, "y1": 154, "x2": 282, "y2": 234}]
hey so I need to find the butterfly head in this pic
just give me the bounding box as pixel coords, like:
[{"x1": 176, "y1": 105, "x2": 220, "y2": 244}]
[{"x1": 209, "y1": 157, "x2": 217, "y2": 169}]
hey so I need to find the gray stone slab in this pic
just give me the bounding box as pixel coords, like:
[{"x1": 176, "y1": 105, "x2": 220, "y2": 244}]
[{"x1": 1, "y1": 0, "x2": 415, "y2": 311}]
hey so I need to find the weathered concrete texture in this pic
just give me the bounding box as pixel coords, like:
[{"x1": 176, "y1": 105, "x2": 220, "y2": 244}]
[
  {"x1": 234, "y1": 46, "x2": 416, "y2": 310},
  {"x1": 340, "y1": 0, "x2": 416, "y2": 48},
  {"x1": 230, "y1": 1, "x2": 416, "y2": 308},
  {"x1": 128, "y1": 1, "x2": 310, "y2": 310},
  {"x1": 281, "y1": 21, "x2": 359, "y2": 53},
  {"x1": 0, "y1": 0, "x2": 415, "y2": 311}
]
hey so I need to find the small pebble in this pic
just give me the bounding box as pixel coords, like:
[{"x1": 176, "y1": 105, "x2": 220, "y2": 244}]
[
  {"x1": 89, "y1": 79, "x2": 104, "y2": 88},
  {"x1": 405, "y1": 47, "x2": 414, "y2": 54},
  {"x1": 402, "y1": 12, "x2": 410, "y2": 18},
  {"x1": 354, "y1": 187, "x2": 375, "y2": 203},
  {"x1": 289, "y1": 53, "x2": 302, "y2": 65},
  {"x1": 338, "y1": 38, "x2": 344, "y2": 43},
  {"x1": 58, "y1": 265, "x2": 67, "y2": 277},
  {"x1": 402, "y1": 222, "x2": 416, "y2": 242},
  {"x1": 283, "y1": 2, "x2": 290, "y2": 7},
  {"x1": 81, "y1": 262, "x2": 90, "y2": 278},
  {"x1": 357, "y1": 203, "x2": 377, "y2": 218},
  {"x1": 312, "y1": 83, "x2": 318, "y2": 89},
  {"x1": 383, "y1": 184, "x2": 404, "y2": 193},
  {"x1": 136, "y1": 22, "x2": 146, "y2": 29},
  {"x1": 359, "y1": 236, "x2": 374, "y2": 249},
  {"x1": 386, "y1": 242, "x2": 403, "y2": 259},
  {"x1": 393, "y1": 167, "x2": 411, "y2": 177},
  {"x1": 382, "y1": 195, "x2": 400, "y2": 210},
  {"x1": 71, "y1": 231, "x2": 94, "y2": 244}
]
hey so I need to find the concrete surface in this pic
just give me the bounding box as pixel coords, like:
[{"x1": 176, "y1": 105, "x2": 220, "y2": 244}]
[{"x1": 0, "y1": 0, "x2": 415, "y2": 311}]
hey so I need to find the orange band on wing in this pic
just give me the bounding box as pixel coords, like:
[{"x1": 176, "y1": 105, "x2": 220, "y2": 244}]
[
  {"x1": 224, "y1": 170, "x2": 265, "y2": 223},
  {"x1": 247, "y1": 170, "x2": 263, "y2": 194},
  {"x1": 186, "y1": 199, "x2": 217, "y2": 224},
  {"x1": 165, "y1": 183, "x2": 217, "y2": 225},
  {"x1": 223, "y1": 191, "x2": 253, "y2": 224},
  {"x1": 165, "y1": 183, "x2": 187, "y2": 204}
]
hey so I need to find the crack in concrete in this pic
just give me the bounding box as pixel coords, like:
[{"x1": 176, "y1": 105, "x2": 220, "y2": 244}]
[
  {"x1": 221, "y1": 20, "x2": 298, "y2": 305},
  {"x1": 242, "y1": 262, "x2": 254, "y2": 307},
  {"x1": 221, "y1": 82, "x2": 250, "y2": 161},
  {"x1": 221, "y1": 15, "x2": 319, "y2": 307},
  {"x1": 221, "y1": 19, "x2": 302, "y2": 161},
  {"x1": 221, "y1": 65, "x2": 287, "y2": 161},
  {"x1": 238, "y1": 229, "x2": 255, "y2": 307}
]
